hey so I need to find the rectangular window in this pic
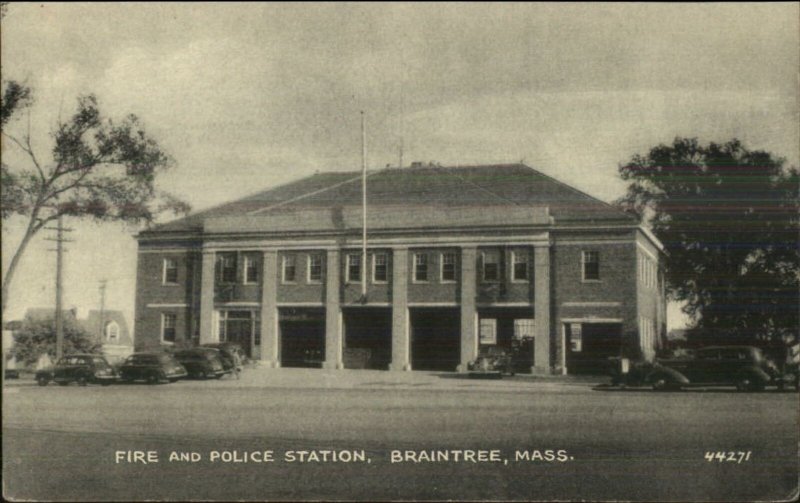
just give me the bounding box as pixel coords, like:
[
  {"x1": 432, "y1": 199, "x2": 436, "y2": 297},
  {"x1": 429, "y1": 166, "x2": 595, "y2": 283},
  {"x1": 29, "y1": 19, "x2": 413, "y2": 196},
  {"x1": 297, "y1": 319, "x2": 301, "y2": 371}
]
[
  {"x1": 441, "y1": 252, "x2": 456, "y2": 282},
  {"x1": 479, "y1": 318, "x2": 497, "y2": 345},
  {"x1": 512, "y1": 251, "x2": 529, "y2": 281},
  {"x1": 161, "y1": 313, "x2": 177, "y2": 343},
  {"x1": 282, "y1": 255, "x2": 296, "y2": 283},
  {"x1": 413, "y1": 253, "x2": 428, "y2": 282},
  {"x1": 373, "y1": 253, "x2": 388, "y2": 283},
  {"x1": 514, "y1": 318, "x2": 535, "y2": 339},
  {"x1": 347, "y1": 254, "x2": 361, "y2": 283},
  {"x1": 243, "y1": 254, "x2": 259, "y2": 284},
  {"x1": 570, "y1": 323, "x2": 583, "y2": 352},
  {"x1": 308, "y1": 254, "x2": 323, "y2": 283},
  {"x1": 218, "y1": 253, "x2": 237, "y2": 284},
  {"x1": 162, "y1": 258, "x2": 178, "y2": 284},
  {"x1": 582, "y1": 251, "x2": 600, "y2": 281},
  {"x1": 482, "y1": 250, "x2": 501, "y2": 282}
]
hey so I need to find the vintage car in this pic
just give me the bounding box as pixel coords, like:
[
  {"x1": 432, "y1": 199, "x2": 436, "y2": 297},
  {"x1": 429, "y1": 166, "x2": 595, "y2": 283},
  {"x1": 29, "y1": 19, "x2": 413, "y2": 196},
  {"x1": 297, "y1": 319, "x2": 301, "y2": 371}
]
[
  {"x1": 173, "y1": 348, "x2": 228, "y2": 379},
  {"x1": 632, "y1": 346, "x2": 782, "y2": 391},
  {"x1": 35, "y1": 354, "x2": 117, "y2": 386},
  {"x1": 200, "y1": 342, "x2": 247, "y2": 370},
  {"x1": 467, "y1": 347, "x2": 515, "y2": 377},
  {"x1": 118, "y1": 352, "x2": 187, "y2": 384}
]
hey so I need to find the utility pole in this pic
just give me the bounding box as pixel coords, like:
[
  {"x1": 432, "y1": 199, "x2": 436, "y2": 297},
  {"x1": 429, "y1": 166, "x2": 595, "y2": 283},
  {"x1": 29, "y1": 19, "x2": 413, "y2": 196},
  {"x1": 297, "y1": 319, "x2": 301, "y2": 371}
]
[{"x1": 44, "y1": 215, "x2": 73, "y2": 360}]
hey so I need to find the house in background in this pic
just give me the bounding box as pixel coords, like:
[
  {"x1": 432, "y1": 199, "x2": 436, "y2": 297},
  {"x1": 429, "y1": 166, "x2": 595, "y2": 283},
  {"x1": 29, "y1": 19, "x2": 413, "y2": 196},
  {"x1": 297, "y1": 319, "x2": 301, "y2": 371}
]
[
  {"x1": 134, "y1": 163, "x2": 666, "y2": 375},
  {"x1": 83, "y1": 310, "x2": 134, "y2": 363},
  {"x1": 17, "y1": 308, "x2": 134, "y2": 364}
]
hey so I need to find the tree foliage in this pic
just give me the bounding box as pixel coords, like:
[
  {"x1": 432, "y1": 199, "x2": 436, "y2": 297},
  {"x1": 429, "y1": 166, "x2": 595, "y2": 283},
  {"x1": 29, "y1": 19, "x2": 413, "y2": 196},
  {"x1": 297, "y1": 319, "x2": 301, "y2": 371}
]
[
  {"x1": 617, "y1": 137, "x2": 799, "y2": 343},
  {"x1": 1, "y1": 81, "x2": 190, "y2": 315},
  {"x1": 11, "y1": 315, "x2": 102, "y2": 366}
]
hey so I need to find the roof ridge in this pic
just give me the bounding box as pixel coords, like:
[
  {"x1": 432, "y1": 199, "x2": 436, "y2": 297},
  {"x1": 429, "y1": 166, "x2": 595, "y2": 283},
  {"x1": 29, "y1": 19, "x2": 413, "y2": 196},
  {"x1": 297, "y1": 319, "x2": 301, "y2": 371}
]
[
  {"x1": 517, "y1": 164, "x2": 633, "y2": 219},
  {"x1": 248, "y1": 168, "x2": 388, "y2": 215},
  {"x1": 149, "y1": 171, "x2": 349, "y2": 231}
]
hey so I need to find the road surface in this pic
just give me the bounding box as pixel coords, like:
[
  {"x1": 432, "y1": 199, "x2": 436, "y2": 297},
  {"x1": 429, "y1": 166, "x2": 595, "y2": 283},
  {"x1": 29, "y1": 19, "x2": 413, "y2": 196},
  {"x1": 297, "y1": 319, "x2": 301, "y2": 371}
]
[{"x1": 3, "y1": 377, "x2": 798, "y2": 501}]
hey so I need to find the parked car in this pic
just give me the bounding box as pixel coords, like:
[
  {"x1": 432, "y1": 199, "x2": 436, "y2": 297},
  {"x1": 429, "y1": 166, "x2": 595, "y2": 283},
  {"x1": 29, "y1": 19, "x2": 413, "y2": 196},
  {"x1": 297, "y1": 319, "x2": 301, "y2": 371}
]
[
  {"x1": 174, "y1": 348, "x2": 228, "y2": 379},
  {"x1": 200, "y1": 342, "x2": 246, "y2": 371},
  {"x1": 118, "y1": 352, "x2": 187, "y2": 384},
  {"x1": 642, "y1": 346, "x2": 781, "y2": 391},
  {"x1": 35, "y1": 354, "x2": 117, "y2": 386},
  {"x1": 467, "y1": 347, "x2": 515, "y2": 377}
]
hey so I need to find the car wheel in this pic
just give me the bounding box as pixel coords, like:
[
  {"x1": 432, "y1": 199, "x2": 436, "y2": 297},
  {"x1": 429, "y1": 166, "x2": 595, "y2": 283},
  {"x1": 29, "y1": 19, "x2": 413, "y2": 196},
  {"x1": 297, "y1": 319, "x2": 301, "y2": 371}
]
[
  {"x1": 76, "y1": 376, "x2": 88, "y2": 387},
  {"x1": 36, "y1": 376, "x2": 49, "y2": 386},
  {"x1": 736, "y1": 376, "x2": 755, "y2": 392},
  {"x1": 147, "y1": 373, "x2": 160, "y2": 385},
  {"x1": 57, "y1": 381, "x2": 69, "y2": 386},
  {"x1": 652, "y1": 376, "x2": 670, "y2": 391}
]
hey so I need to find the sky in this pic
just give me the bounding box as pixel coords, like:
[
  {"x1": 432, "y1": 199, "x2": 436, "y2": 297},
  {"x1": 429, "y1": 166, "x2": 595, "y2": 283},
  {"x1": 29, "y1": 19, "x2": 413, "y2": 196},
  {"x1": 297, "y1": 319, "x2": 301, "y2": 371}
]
[{"x1": 2, "y1": 3, "x2": 798, "y2": 330}]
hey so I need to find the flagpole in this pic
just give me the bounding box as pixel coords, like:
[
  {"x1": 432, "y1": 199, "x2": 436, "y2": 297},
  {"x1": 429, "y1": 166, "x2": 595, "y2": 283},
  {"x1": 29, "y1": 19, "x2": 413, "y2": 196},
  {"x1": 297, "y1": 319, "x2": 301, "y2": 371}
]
[{"x1": 361, "y1": 111, "x2": 367, "y2": 301}]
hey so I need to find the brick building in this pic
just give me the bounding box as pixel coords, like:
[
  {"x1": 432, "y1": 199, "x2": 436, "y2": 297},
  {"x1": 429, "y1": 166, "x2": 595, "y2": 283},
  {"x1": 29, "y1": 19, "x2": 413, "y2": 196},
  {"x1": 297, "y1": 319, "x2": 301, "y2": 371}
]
[{"x1": 134, "y1": 163, "x2": 666, "y2": 374}]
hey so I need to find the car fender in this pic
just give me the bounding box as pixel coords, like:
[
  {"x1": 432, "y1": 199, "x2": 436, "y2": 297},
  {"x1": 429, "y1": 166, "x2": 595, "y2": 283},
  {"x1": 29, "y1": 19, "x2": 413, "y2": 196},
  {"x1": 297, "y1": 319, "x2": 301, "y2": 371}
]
[
  {"x1": 646, "y1": 366, "x2": 690, "y2": 385},
  {"x1": 738, "y1": 366, "x2": 770, "y2": 383}
]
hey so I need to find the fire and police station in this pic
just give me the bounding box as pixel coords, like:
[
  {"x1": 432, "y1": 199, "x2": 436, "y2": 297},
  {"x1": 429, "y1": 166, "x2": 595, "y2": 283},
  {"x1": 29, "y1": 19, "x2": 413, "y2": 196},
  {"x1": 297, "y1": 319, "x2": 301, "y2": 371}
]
[{"x1": 134, "y1": 163, "x2": 666, "y2": 375}]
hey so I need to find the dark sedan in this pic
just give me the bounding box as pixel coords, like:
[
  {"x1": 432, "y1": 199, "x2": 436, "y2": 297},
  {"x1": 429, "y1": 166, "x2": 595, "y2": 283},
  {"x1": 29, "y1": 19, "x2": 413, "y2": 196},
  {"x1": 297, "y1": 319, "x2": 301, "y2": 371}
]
[
  {"x1": 35, "y1": 354, "x2": 117, "y2": 386},
  {"x1": 614, "y1": 346, "x2": 783, "y2": 391},
  {"x1": 118, "y1": 352, "x2": 187, "y2": 384},
  {"x1": 174, "y1": 348, "x2": 228, "y2": 379}
]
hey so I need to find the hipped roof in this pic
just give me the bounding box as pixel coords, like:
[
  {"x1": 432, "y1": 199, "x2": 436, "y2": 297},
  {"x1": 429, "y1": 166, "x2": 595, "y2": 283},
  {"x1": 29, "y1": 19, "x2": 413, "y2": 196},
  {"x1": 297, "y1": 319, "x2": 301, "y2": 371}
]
[{"x1": 146, "y1": 164, "x2": 634, "y2": 235}]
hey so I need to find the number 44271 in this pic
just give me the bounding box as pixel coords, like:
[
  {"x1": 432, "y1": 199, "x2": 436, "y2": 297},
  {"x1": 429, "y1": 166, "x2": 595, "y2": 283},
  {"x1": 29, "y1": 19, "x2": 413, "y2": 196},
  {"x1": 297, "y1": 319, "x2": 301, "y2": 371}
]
[{"x1": 705, "y1": 451, "x2": 752, "y2": 463}]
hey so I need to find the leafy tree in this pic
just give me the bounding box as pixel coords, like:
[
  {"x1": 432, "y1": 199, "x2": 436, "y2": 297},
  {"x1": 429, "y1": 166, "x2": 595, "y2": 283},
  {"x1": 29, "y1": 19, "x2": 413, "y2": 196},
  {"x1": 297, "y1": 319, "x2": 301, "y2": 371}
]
[
  {"x1": 11, "y1": 314, "x2": 102, "y2": 366},
  {"x1": 617, "y1": 137, "x2": 799, "y2": 344},
  {"x1": 1, "y1": 81, "x2": 190, "y2": 315}
]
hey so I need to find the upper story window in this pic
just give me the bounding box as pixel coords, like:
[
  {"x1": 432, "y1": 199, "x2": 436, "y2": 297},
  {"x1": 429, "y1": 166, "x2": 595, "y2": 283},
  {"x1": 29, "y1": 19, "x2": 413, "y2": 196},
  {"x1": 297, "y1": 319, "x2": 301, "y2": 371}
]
[
  {"x1": 441, "y1": 252, "x2": 457, "y2": 282},
  {"x1": 218, "y1": 253, "x2": 237, "y2": 284},
  {"x1": 282, "y1": 255, "x2": 297, "y2": 283},
  {"x1": 413, "y1": 253, "x2": 428, "y2": 282},
  {"x1": 373, "y1": 253, "x2": 388, "y2": 283},
  {"x1": 308, "y1": 254, "x2": 323, "y2": 283},
  {"x1": 161, "y1": 313, "x2": 177, "y2": 343},
  {"x1": 162, "y1": 258, "x2": 178, "y2": 285},
  {"x1": 243, "y1": 253, "x2": 259, "y2": 284},
  {"x1": 105, "y1": 321, "x2": 120, "y2": 342},
  {"x1": 582, "y1": 251, "x2": 600, "y2": 281},
  {"x1": 512, "y1": 250, "x2": 529, "y2": 282},
  {"x1": 347, "y1": 253, "x2": 361, "y2": 283},
  {"x1": 481, "y1": 250, "x2": 501, "y2": 282}
]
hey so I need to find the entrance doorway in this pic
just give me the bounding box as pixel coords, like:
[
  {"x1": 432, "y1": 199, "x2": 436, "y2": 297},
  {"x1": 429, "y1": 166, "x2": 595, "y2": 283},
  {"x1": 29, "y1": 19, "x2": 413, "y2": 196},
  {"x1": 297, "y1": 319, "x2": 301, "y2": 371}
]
[
  {"x1": 342, "y1": 308, "x2": 391, "y2": 370},
  {"x1": 279, "y1": 308, "x2": 325, "y2": 368},
  {"x1": 410, "y1": 308, "x2": 460, "y2": 371},
  {"x1": 217, "y1": 310, "x2": 259, "y2": 358},
  {"x1": 565, "y1": 322, "x2": 623, "y2": 375}
]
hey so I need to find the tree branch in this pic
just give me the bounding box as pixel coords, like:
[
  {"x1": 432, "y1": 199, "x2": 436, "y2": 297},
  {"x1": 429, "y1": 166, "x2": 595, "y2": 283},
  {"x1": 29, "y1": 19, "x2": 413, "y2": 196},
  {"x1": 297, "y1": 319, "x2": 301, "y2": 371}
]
[{"x1": 1, "y1": 130, "x2": 46, "y2": 184}]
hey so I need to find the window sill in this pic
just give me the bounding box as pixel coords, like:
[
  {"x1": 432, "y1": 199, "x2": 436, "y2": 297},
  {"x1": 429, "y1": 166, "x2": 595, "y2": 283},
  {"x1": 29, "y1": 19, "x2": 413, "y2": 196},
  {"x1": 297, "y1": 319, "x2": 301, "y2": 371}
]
[
  {"x1": 440, "y1": 279, "x2": 457, "y2": 284},
  {"x1": 161, "y1": 283, "x2": 181, "y2": 287},
  {"x1": 581, "y1": 279, "x2": 602, "y2": 283}
]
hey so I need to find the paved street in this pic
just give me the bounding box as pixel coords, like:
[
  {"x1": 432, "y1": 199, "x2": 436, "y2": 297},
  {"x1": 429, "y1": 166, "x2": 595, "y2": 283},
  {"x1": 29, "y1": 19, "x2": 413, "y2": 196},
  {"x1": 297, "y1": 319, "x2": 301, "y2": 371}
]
[{"x1": 3, "y1": 369, "x2": 798, "y2": 501}]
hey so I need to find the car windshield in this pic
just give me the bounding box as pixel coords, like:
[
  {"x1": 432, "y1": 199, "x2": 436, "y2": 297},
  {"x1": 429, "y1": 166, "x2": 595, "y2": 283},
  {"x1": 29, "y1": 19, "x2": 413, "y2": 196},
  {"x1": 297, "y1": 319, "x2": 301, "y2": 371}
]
[{"x1": 91, "y1": 357, "x2": 109, "y2": 366}]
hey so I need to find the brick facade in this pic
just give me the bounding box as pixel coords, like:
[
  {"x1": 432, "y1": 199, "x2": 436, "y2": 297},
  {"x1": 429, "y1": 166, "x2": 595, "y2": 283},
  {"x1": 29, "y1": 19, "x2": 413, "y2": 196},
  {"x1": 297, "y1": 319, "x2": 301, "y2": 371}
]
[{"x1": 134, "y1": 164, "x2": 666, "y2": 374}]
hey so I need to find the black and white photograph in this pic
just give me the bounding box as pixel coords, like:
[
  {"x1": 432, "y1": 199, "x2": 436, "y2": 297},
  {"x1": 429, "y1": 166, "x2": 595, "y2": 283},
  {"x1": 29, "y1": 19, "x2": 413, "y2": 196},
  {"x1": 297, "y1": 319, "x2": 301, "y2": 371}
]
[{"x1": 2, "y1": 3, "x2": 798, "y2": 501}]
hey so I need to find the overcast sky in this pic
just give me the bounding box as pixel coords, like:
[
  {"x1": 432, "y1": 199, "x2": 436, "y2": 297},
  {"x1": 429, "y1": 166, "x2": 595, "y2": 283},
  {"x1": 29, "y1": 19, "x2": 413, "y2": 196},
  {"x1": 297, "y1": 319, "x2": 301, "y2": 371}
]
[{"x1": 2, "y1": 3, "x2": 798, "y2": 330}]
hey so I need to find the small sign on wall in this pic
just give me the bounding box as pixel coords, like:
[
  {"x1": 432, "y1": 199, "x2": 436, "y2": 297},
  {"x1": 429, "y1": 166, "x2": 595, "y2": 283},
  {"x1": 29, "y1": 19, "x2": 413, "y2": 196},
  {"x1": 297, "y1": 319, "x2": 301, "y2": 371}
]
[
  {"x1": 570, "y1": 323, "x2": 582, "y2": 352},
  {"x1": 479, "y1": 318, "x2": 497, "y2": 345}
]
